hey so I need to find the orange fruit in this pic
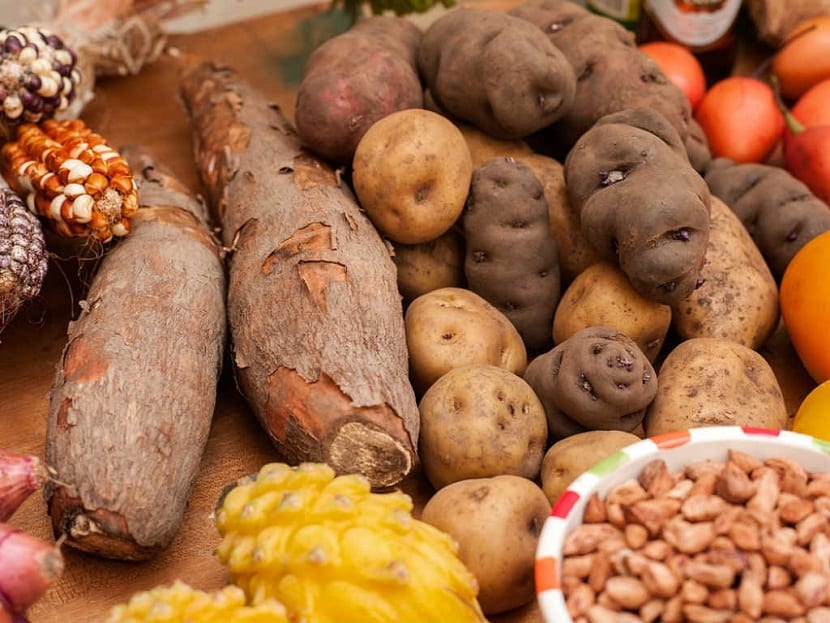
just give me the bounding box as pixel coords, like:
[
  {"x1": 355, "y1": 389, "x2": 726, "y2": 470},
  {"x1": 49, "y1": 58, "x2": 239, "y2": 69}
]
[
  {"x1": 780, "y1": 230, "x2": 830, "y2": 384},
  {"x1": 792, "y1": 380, "x2": 830, "y2": 441},
  {"x1": 639, "y1": 41, "x2": 707, "y2": 110}
]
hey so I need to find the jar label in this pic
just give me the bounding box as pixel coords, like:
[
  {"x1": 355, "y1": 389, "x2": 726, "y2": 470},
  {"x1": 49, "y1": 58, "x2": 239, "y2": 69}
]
[{"x1": 644, "y1": 0, "x2": 742, "y2": 47}]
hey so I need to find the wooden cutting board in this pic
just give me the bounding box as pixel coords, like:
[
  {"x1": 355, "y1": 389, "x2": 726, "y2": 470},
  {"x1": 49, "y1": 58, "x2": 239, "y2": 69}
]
[{"x1": 0, "y1": 3, "x2": 815, "y2": 623}]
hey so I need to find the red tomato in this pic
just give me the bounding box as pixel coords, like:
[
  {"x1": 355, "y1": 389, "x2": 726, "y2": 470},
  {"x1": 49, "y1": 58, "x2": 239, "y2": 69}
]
[
  {"x1": 694, "y1": 76, "x2": 785, "y2": 163},
  {"x1": 792, "y1": 78, "x2": 830, "y2": 128},
  {"x1": 639, "y1": 41, "x2": 707, "y2": 110}
]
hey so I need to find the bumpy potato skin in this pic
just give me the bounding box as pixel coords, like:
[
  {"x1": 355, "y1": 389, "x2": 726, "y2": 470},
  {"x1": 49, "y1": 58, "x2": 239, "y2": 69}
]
[
  {"x1": 405, "y1": 287, "x2": 528, "y2": 396},
  {"x1": 294, "y1": 16, "x2": 423, "y2": 165},
  {"x1": 704, "y1": 158, "x2": 830, "y2": 279},
  {"x1": 540, "y1": 430, "x2": 640, "y2": 504},
  {"x1": 510, "y1": 0, "x2": 691, "y2": 154},
  {"x1": 524, "y1": 326, "x2": 657, "y2": 439},
  {"x1": 464, "y1": 158, "x2": 561, "y2": 351},
  {"x1": 421, "y1": 475, "x2": 552, "y2": 615},
  {"x1": 564, "y1": 107, "x2": 711, "y2": 305},
  {"x1": 418, "y1": 8, "x2": 576, "y2": 139},
  {"x1": 644, "y1": 337, "x2": 788, "y2": 436},
  {"x1": 671, "y1": 197, "x2": 779, "y2": 350},
  {"x1": 553, "y1": 261, "x2": 672, "y2": 362},
  {"x1": 418, "y1": 364, "x2": 548, "y2": 490}
]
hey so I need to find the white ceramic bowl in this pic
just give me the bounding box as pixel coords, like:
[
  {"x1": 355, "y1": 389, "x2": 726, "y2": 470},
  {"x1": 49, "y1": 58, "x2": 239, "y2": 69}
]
[{"x1": 534, "y1": 426, "x2": 830, "y2": 623}]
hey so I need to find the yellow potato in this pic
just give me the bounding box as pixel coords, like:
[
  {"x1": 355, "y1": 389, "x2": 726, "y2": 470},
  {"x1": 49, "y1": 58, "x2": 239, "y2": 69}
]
[
  {"x1": 457, "y1": 122, "x2": 533, "y2": 169},
  {"x1": 421, "y1": 475, "x2": 551, "y2": 615},
  {"x1": 519, "y1": 153, "x2": 599, "y2": 284},
  {"x1": 352, "y1": 108, "x2": 472, "y2": 244},
  {"x1": 671, "y1": 196, "x2": 779, "y2": 349},
  {"x1": 418, "y1": 364, "x2": 548, "y2": 490},
  {"x1": 540, "y1": 430, "x2": 641, "y2": 505},
  {"x1": 552, "y1": 261, "x2": 672, "y2": 361},
  {"x1": 392, "y1": 229, "x2": 465, "y2": 302},
  {"x1": 405, "y1": 287, "x2": 527, "y2": 395},
  {"x1": 644, "y1": 337, "x2": 788, "y2": 436}
]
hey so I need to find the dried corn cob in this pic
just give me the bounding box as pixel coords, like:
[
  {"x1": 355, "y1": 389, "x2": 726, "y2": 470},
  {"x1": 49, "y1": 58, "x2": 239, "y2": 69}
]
[
  {"x1": 1, "y1": 118, "x2": 138, "y2": 242},
  {"x1": 0, "y1": 26, "x2": 82, "y2": 133},
  {"x1": 215, "y1": 462, "x2": 487, "y2": 623},
  {"x1": 0, "y1": 187, "x2": 47, "y2": 332},
  {"x1": 105, "y1": 581, "x2": 289, "y2": 623}
]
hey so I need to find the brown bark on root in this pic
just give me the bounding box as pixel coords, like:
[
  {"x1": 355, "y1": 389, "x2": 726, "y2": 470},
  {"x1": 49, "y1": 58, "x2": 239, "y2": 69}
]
[
  {"x1": 178, "y1": 60, "x2": 419, "y2": 489},
  {"x1": 44, "y1": 146, "x2": 226, "y2": 561}
]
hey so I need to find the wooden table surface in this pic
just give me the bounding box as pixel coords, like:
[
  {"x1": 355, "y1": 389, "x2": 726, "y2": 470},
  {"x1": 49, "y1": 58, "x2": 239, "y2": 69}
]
[{"x1": 0, "y1": 3, "x2": 817, "y2": 623}]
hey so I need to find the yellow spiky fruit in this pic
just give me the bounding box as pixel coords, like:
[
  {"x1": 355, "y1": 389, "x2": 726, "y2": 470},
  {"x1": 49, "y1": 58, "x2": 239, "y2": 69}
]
[
  {"x1": 215, "y1": 462, "x2": 488, "y2": 623},
  {"x1": 103, "y1": 580, "x2": 289, "y2": 623}
]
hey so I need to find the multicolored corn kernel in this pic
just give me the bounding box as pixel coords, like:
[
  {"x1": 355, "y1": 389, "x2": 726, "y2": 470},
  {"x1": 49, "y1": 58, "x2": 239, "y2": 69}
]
[
  {"x1": 1, "y1": 118, "x2": 138, "y2": 242},
  {"x1": 104, "y1": 581, "x2": 289, "y2": 623},
  {"x1": 0, "y1": 187, "x2": 47, "y2": 331},
  {"x1": 0, "y1": 26, "x2": 82, "y2": 130},
  {"x1": 215, "y1": 462, "x2": 487, "y2": 623}
]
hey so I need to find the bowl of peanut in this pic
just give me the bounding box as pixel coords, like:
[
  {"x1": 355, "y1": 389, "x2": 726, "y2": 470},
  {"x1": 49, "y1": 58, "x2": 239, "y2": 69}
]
[{"x1": 535, "y1": 425, "x2": 830, "y2": 623}]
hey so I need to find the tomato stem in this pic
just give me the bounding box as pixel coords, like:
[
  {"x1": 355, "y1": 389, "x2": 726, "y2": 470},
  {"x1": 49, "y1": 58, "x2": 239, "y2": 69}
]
[{"x1": 770, "y1": 75, "x2": 805, "y2": 135}]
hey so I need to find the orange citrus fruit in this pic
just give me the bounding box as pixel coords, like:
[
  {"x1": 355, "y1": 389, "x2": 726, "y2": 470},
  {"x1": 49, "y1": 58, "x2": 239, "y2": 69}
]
[
  {"x1": 780, "y1": 230, "x2": 830, "y2": 384},
  {"x1": 792, "y1": 380, "x2": 830, "y2": 441}
]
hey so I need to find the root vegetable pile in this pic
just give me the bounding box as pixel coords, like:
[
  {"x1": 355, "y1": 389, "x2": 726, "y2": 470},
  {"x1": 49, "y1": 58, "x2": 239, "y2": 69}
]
[
  {"x1": 45, "y1": 145, "x2": 226, "y2": 560},
  {"x1": 179, "y1": 59, "x2": 419, "y2": 489}
]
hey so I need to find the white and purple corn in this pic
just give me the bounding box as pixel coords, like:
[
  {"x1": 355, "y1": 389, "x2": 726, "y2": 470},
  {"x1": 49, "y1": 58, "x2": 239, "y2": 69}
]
[
  {"x1": 1, "y1": 119, "x2": 138, "y2": 243},
  {"x1": 0, "y1": 26, "x2": 81, "y2": 131},
  {"x1": 0, "y1": 187, "x2": 47, "y2": 332}
]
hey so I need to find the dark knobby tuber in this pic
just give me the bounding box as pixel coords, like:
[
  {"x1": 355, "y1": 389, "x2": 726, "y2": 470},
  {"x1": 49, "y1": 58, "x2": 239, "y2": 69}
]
[
  {"x1": 463, "y1": 157, "x2": 561, "y2": 352},
  {"x1": 564, "y1": 107, "x2": 711, "y2": 305},
  {"x1": 704, "y1": 158, "x2": 830, "y2": 279},
  {"x1": 509, "y1": 0, "x2": 691, "y2": 155},
  {"x1": 417, "y1": 8, "x2": 576, "y2": 139},
  {"x1": 524, "y1": 326, "x2": 658, "y2": 439}
]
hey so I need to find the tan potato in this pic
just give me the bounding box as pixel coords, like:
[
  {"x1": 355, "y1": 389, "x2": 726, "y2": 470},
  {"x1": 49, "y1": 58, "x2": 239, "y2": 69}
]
[
  {"x1": 418, "y1": 364, "x2": 548, "y2": 490},
  {"x1": 420, "y1": 475, "x2": 551, "y2": 615},
  {"x1": 540, "y1": 430, "x2": 640, "y2": 505},
  {"x1": 671, "y1": 196, "x2": 779, "y2": 350},
  {"x1": 552, "y1": 261, "x2": 672, "y2": 361},
  {"x1": 457, "y1": 122, "x2": 534, "y2": 169},
  {"x1": 644, "y1": 337, "x2": 788, "y2": 437},
  {"x1": 392, "y1": 229, "x2": 465, "y2": 302},
  {"x1": 352, "y1": 108, "x2": 473, "y2": 244},
  {"x1": 405, "y1": 287, "x2": 527, "y2": 395},
  {"x1": 519, "y1": 152, "x2": 599, "y2": 284}
]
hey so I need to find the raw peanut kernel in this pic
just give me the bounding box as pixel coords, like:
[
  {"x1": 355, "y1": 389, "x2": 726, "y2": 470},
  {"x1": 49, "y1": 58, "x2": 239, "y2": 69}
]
[{"x1": 561, "y1": 455, "x2": 830, "y2": 623}]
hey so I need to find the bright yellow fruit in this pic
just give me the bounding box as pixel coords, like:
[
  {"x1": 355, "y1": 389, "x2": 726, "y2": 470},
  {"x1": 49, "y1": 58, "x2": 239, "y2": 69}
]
[
  {"x1": 792, "y1": 380, "x2": 830, "y2": 441},
  {"x1": 214, "y1": 462, "x2": 487, "y2": 623},
  {"x1": 104, "y1": 580, "x2": 288, "y2": 623}
]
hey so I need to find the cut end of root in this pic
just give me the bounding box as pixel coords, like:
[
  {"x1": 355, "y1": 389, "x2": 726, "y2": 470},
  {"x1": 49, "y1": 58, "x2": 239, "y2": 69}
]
[{"x1": 327, "y1": 421, "x2": 414, "y2": 489}]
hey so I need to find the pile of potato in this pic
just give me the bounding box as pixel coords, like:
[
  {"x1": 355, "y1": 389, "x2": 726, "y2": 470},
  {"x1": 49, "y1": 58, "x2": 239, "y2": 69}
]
[{"x1": 285, "y1": 0, "x2": 830, "y2": 616}]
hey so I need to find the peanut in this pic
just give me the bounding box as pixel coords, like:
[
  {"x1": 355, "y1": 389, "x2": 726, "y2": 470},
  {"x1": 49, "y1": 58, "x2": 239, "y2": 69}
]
[{"x1": 560, "y1": 456, "x2": 830, "y2": 623}]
